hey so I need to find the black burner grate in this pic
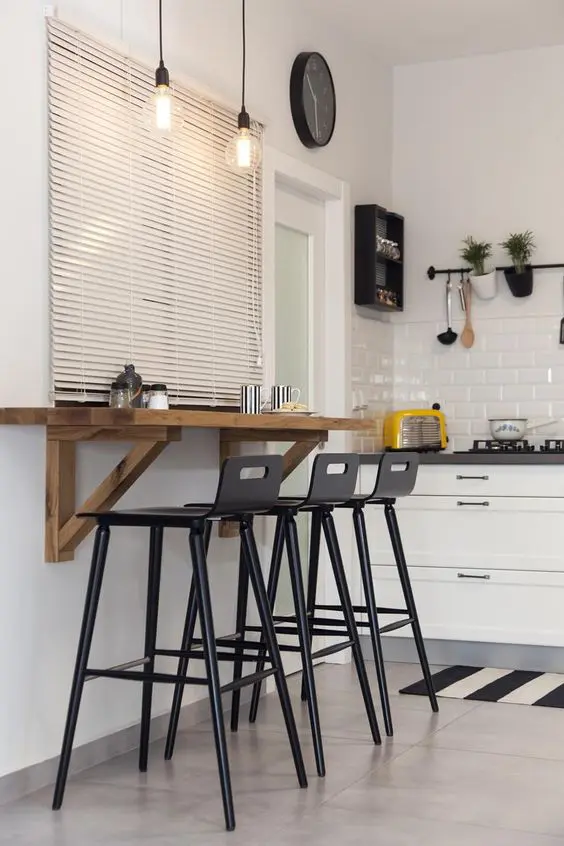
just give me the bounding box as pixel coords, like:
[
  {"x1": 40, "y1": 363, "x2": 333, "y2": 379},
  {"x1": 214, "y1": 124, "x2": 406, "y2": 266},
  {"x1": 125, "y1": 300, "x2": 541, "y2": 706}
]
[{"x1": 456, "y1": 439, "x2": 564, "y2": 454}]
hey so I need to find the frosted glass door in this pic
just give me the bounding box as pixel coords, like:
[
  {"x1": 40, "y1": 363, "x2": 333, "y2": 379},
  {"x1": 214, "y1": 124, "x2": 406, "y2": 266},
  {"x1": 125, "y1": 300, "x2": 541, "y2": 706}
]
[{"x1": 274, "y1": 223, "x2": 310, "y2": 623}]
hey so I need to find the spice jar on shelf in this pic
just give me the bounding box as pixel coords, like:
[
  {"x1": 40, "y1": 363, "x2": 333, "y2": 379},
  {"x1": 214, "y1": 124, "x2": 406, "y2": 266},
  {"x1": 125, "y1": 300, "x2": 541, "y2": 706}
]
[
  {"x1": 148, "y1": 384, "x2": 169, "y2": 410},
  {"x1": 109, "y1": 382, "x2": 131, "y2": 408}
]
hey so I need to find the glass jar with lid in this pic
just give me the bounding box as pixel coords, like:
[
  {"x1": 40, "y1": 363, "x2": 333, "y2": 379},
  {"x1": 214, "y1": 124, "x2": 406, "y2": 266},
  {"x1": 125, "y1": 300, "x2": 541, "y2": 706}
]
[
  {"x1": 148, "y1": 384, "x2": 169, "y2": 410},
  {"x1": 109, "y1": 382, "x2": 131, "y2": 408}
]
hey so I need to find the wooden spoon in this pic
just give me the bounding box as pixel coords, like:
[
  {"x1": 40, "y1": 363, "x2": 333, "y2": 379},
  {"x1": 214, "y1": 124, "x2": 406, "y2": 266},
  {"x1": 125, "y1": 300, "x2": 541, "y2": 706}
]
[{"x1": 460, "y1": 278, "x2": 475, "y2": 349}]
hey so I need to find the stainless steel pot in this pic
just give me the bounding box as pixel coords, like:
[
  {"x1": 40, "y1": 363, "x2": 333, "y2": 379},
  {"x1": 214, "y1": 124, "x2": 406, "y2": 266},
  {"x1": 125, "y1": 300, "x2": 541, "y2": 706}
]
[{"x1": 488, "y1": 418, "x2": 557, "y2": 442}]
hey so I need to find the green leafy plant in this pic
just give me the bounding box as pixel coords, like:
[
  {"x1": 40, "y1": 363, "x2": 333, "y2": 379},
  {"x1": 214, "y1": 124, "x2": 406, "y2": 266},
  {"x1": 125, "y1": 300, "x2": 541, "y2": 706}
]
[
  {"x1": 460, "y1": 236, "x2": 493, "y2": 277},
  {"x1": 499, "y1": 230, "x2": 536, "y2": 275}
]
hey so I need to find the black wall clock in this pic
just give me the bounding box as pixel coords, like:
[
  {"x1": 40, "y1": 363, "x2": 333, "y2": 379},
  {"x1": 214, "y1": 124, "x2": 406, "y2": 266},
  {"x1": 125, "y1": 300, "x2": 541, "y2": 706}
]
[{"x1": 290, "y1": 52, "x2": 336, "y2": 149}]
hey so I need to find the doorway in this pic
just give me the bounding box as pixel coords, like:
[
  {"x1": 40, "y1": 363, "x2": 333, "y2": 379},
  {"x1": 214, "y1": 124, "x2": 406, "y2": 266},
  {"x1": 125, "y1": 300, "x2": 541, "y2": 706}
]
[{"x1": 273, "y1": 185, "x2": 325, "y2": 673}]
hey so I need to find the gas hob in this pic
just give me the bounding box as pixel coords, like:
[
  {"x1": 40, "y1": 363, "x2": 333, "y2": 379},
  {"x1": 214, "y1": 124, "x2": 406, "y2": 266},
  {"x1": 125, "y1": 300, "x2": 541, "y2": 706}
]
[{"x1": 456, "y1": 439, "x2": 564, "y2": 454}]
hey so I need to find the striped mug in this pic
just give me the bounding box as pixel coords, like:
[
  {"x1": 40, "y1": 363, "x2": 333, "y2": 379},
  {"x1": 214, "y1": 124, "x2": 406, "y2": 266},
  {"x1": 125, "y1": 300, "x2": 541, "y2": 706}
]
[
  {"x1": 239, "y1": 385, "x2": 266, "y2": 414},
  {"x1": 270, "y1": 385, "x2": 301, "y2": 411}
]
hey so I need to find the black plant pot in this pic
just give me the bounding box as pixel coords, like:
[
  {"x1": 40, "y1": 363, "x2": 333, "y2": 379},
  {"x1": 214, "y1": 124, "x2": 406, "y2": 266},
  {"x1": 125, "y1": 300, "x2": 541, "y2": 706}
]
[{"x1": 504, "y1": 266, "x2": 533, "y2": 298}]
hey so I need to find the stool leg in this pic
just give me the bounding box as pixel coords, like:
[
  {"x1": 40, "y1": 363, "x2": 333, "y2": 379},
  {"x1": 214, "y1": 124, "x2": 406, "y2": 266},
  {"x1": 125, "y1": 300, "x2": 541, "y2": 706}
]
[
  {"x1": 301, "y1": 509, "x2": 321, "y2": 702},
  {"x1": 285, "y1": 514, "x2": 326, "y2": 777},
  {"x1": 240, "y1": 521, "x2": 308, "y2": 789},
  {"x1": 164, "y1": 521, "x2": 212, "y2": 761},
  {"x1": 230, "y1": 544, "x2": 249, "y2": 732},
  {"x1": 190, "y1": 525, "x2": 235, "y2": 832},
  {"x1": 52, "y1": 526, "x2": 110, "y2": 810},
  {"x1": 385, "y1": 503, "x2": 439, "y2": 713},
  {"x1": 322, "y1": 512, "x2": 382, "y2": 746},
  {"x1": 139, "y1": 526, "x2": 164, "y2": 772},
  {"x1": 249, "y1": 515, "x2": 285, "y2": 723},
  {"x1": 353, "y1": 506, "x2": 394, "y2": 737}
]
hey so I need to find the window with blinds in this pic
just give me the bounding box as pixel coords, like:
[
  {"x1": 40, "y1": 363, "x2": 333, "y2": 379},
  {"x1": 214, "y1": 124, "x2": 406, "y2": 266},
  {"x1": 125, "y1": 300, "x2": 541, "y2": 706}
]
[{"x1": 47, "y1": 18, "x2": 263, "y2": 406}]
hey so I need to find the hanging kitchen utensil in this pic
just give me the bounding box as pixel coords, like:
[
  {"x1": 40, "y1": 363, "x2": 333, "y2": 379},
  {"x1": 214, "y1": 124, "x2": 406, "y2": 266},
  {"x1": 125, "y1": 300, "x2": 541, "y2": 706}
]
[
  {"x1": 458, "y1": 272, "x2": 466, "y2": 312},
  {"x1": 460, "y1": 275, "x2": 475, "y2": 349},
  {"x1": 559, "y1": 276, "x2": 564, "y2": 345},
  {"x1": 437, "y1": 273, "x2": 458, "y2": 346}
]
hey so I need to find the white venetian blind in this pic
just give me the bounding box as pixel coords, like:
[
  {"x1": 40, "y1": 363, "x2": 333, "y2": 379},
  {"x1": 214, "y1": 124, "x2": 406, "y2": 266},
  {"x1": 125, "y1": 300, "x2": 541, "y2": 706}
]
[{"x1": 47, "y1": 18, "x2": 263, "y2": 406}]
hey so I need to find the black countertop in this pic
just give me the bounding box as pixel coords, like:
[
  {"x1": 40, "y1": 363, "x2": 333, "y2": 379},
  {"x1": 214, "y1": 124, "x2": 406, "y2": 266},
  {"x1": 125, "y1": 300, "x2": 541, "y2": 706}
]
[{"x1": 418, "y1": 452, "x2": 564, "y2": 465}]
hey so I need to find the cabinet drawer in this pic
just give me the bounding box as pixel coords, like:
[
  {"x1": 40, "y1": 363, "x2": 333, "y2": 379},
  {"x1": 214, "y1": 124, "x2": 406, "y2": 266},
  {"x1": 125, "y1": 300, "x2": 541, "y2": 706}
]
[
  {"x1": 410, "y1": 465, "x2": 564, "y2": 498},
  {"x1": 373, "y1": 565, "x2": 564, "y2": 646},
  {"x1": 363, "y1": 496, "x2": 564, "y2": 572}
]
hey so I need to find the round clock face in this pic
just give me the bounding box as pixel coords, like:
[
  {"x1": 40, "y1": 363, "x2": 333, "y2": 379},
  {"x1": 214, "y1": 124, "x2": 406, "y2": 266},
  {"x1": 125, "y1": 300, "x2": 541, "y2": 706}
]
[{"x1": 290, "y1": 52, "x2": 336, "y2": 149}]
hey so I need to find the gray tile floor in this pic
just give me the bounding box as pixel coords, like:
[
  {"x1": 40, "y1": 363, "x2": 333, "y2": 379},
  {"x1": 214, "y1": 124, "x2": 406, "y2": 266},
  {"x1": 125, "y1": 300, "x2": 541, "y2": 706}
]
[{"x1": 3, "y1": 661, "x2": 564, "y2": 844}]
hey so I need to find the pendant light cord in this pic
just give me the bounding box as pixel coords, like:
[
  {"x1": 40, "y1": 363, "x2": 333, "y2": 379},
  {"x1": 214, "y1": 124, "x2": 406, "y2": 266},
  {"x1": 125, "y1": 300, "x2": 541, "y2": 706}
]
[
  {"x1": 159, "y1": 0, "x2": 164, "y2": 66},
  {"x1": 241, "y1": 0, "x2": 246, "y2": 109}
]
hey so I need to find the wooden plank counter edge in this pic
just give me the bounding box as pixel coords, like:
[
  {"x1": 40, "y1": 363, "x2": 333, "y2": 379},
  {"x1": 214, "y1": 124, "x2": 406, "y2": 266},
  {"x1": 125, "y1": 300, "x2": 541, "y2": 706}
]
[
  {"x1": 0, "y1": 407, "x2": 370, "y2": 432},
  {"x1": 0, "y1": 407, "x2": 373, "y2": 560}
]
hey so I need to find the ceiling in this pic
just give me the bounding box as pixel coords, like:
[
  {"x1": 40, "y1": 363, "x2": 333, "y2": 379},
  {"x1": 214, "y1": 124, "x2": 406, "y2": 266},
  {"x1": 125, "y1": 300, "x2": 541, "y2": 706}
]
[{"x1": 305, "y1": 0, "x2": 564, "y2": 64}]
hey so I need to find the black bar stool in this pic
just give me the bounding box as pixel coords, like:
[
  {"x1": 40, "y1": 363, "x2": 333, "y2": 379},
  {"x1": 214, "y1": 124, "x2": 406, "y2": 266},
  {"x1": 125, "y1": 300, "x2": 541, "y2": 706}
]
[
  {"x1": 164, "y1": 453, "x2": 382, "y2": 779},
  {"x1": 52, "y1": 455, "x2": 307, "y2": 832},
  {"x1": 320, "y1": 452, "x2": 438, "y2": 736}
]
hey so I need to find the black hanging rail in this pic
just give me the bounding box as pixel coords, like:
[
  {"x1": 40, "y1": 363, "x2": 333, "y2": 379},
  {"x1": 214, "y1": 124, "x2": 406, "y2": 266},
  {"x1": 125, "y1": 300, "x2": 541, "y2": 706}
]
[{"x1": 428, "y1": 263, "x2": 564, "y2": 280}]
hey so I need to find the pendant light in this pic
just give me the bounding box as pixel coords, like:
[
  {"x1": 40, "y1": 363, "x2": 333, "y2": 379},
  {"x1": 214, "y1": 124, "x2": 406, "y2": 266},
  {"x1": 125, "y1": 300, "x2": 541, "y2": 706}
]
[
  {"x1": 225, "y1": 0, "x2": 261, "y2": 173},
  {"x1": 152, "y1": 0, "x2": 173, "y2": 133}
]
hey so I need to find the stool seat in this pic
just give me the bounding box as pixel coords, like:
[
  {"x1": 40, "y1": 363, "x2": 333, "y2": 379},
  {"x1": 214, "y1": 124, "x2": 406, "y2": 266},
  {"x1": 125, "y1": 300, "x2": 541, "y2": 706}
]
[{"x1": 79, "y1": 507, "x2": 232, "y2": 527}]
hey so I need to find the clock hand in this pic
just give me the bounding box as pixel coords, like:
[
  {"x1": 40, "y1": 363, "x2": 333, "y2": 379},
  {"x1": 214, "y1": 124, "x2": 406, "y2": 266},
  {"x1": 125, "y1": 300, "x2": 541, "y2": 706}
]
[
  {"x1": 314, "y1": 99, "x2": 319, "y2": 139},
  {"x1": 306, "y1": 73, "x2": 317, "y2": 102}
]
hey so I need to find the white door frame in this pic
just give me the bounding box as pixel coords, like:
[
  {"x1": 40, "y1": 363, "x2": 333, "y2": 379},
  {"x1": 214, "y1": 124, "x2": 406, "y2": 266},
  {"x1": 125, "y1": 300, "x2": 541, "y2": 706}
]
[{"x1": 263, "y1": 148, "x2": 355, "y2": 664}]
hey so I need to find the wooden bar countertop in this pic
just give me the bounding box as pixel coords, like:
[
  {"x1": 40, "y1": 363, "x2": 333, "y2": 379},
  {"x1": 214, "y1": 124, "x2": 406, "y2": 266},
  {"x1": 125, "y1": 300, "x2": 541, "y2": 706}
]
[{"x1": 0, "y1": 407, "x2": 371, "y2": 562}]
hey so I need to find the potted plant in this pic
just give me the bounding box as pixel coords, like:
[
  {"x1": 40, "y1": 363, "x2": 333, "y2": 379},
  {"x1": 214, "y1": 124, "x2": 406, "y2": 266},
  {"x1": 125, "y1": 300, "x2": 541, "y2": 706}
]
[
  {"x1": 460, "y1": 236, "x2": 496, "y2": 299},
  {"x1": 500, "y1": 230, "x2": 536, "y2": 297}
]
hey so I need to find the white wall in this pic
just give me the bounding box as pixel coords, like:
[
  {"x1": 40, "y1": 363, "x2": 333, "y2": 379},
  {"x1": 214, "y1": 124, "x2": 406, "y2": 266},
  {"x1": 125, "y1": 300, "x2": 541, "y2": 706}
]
[
  {"x1": 393, "y1": 46, "x2": 564, "y2": 450},
  {"x1": 0, "y1": 1, "x2": 392, "y2": 779}
]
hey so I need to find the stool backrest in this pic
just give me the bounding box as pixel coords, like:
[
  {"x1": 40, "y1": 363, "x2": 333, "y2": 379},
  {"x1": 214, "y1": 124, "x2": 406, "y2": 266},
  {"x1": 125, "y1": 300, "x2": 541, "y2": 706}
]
[
  {"x1": 305, "y1": 453, "x2": 360, "y2": 506},
  {"x1": 364, "y1": 452, "x2": 419, "y2": 499},
  {"x1": 210, "y1": 455, "x2": 284, "y2": 516}
]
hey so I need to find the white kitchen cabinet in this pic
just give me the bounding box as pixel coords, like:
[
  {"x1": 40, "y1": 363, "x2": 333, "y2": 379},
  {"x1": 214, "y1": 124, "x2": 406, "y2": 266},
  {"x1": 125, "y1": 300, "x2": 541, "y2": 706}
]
[
  {"x1": 364, "y1": 463, "x2": 564, "y2": 645},
  {"x1": 364, "y1": 495, "x2": 564, "y2": 573},
  {"x1": 373, "y1": 565, "x2": 564, "y2": 647}
]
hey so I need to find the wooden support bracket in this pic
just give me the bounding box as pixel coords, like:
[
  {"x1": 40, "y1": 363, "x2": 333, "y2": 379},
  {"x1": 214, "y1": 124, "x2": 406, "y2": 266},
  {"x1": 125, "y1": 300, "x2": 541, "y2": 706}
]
[{"x1": 45, "y1": 426, "x2": 181, "y2": 563}]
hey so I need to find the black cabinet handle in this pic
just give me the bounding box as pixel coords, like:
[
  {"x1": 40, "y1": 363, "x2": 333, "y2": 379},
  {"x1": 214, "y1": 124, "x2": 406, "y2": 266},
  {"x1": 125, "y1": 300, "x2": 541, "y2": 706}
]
[
  {"x1": 457, "y1": 572, "x2": 491, "y2": 580},
  {"x1": 457, "y1": 500, "x2": 490, "y2": 507},
  {"x1": 456, "y1": 475, "x2": 489, "y2": 481}
]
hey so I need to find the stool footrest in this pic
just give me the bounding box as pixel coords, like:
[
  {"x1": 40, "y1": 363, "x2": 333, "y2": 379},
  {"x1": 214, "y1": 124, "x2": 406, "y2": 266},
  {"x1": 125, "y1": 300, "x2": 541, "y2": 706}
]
[
  {"x1": 220, "y1": 668, "x2": 277, "y2": 694},
  {"x1": 154, "y1": 648, "x2": 273, "y2": 664},
  {"x1": 85, "y1": 669, "x2": 208, "y2": 685},
  {"x1": 377, "y1": 607, "x2": 410, "y2": 616},
  {"x1": 314, "y1": 604, "x2": 367, "y2": 614},
  {"x1": 380, "y1": 618, "x2": 414, "y2": 634},
  {"x1": 190, "y1": 636, "x2": 272, "y2": 651},
  {"x1": 312, "y1": 640, "x2": 354, "y2": 660}
]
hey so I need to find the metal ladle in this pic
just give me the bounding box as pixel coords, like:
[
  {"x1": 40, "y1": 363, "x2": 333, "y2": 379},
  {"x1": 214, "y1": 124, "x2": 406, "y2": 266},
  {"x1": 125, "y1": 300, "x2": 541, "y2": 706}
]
[{"x1": 437, "y1": 273, "x2": 458, "y2": 346}]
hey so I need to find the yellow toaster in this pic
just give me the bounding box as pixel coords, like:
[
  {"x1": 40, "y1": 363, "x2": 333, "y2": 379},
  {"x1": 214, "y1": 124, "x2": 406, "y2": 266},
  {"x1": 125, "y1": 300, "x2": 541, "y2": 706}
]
[{"x1": 383, "y1": 406, "x2": 448, "y2": 452}]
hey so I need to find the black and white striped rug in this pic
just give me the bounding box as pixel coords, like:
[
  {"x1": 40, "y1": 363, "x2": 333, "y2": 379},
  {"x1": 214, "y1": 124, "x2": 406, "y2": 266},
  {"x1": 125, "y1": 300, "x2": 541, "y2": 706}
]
[{"x1": 399, "y1": 665, "x2": 564, "y2": 708}]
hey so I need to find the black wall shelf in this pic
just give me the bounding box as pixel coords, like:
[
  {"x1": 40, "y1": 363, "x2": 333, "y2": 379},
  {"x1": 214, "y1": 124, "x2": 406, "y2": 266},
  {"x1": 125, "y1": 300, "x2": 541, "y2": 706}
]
[{"x1": 355, "y1": 204, "x2": 404, "y2": 312}]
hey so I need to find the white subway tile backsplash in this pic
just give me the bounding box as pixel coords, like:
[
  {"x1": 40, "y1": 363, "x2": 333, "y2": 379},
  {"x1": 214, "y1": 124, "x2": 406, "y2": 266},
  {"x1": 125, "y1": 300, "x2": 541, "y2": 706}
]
[
  {"x1": 518, "y1": 368, "x2": 551, "y2": 385},
  {"x1": 486, "y1": 369, "x2": 517, "y2": 385},
  {"x1": 470, "y1": 385, "x2": 502, "y2": 402},
  {"x1": 438, "y1": 386, "x2": 471, "y2": 403},
  {"x1": 453, "y1": 402, "x2": 486, "y2": 419},
  {"x1": 467, "y1": 351, "x2": 502, "y2": 369},
  {"x1": 518, "y1": 333, "x2": 555, "y2": 351},
  {"x1": 499, "y1": 352, "x2": 536, "y2": 368},
  {"x1": 518, "y1": 401, "x2": 551, "y2": 418},
  {"x1": 486, "y1": 402, "x2": 519, "y2": 418},
  {"x1": 503, "y1": 384, "x2": 534, "y2": 402},
  {"x1": 482, "y1": 334, "x2": 518, "y2": 352},
  {"x1": 453, "y1": 370, "x2": 486, "y2": 385}
]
